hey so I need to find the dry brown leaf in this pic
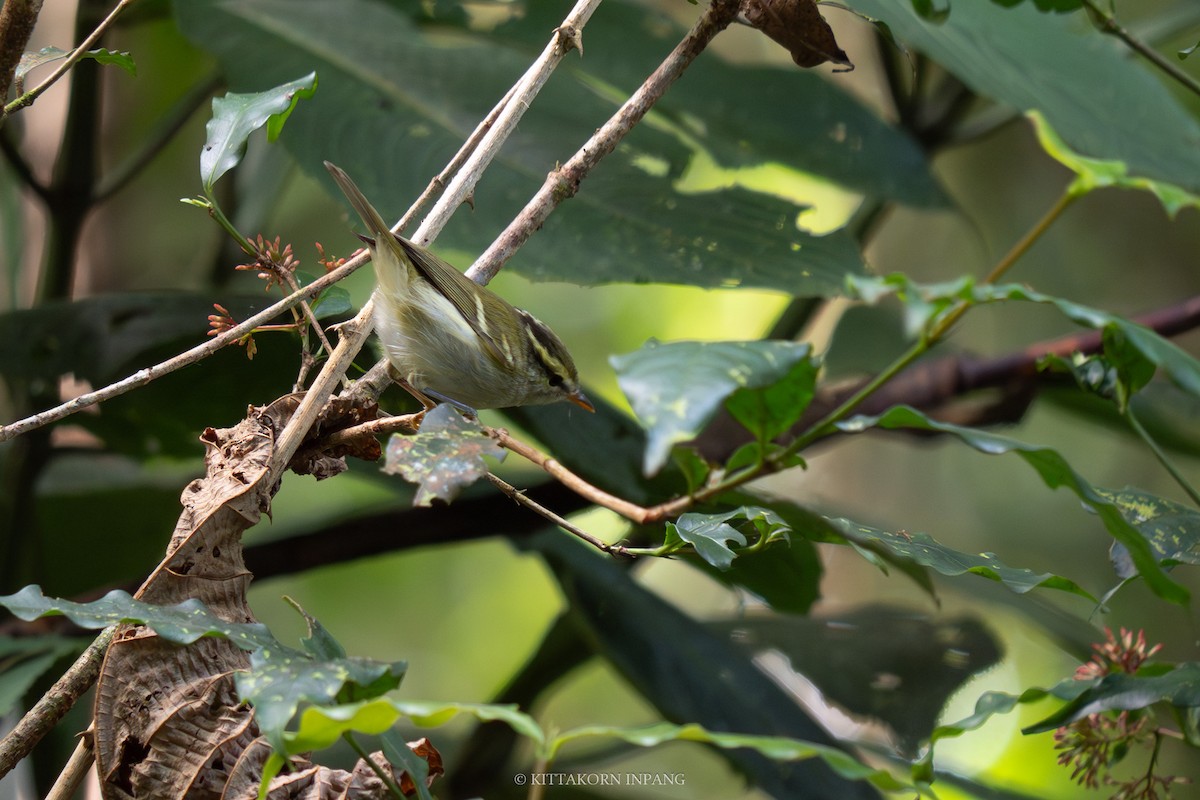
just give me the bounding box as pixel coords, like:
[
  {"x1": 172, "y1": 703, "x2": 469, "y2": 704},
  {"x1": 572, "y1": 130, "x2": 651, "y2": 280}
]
[
  {"x1": 739, "y1": 0, "x2": 851, "y2": 69},
  {"x1": 93, "y1": 397, "x2": 414, "y2": 799}
]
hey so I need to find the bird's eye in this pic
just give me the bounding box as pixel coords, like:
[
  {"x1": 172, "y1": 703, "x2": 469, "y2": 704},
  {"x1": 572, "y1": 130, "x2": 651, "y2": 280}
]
[{"x1": 548, "y1": 373, "x2": 564, "y2": 387}]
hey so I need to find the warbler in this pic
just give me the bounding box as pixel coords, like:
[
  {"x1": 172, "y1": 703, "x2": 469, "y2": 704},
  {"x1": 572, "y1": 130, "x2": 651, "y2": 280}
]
[{"x1": 325, "y1": 161, "x2": 593, "y2": 414}]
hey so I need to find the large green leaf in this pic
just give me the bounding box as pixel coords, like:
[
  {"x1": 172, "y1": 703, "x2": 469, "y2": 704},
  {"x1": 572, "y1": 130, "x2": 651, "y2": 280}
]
[
  {"x1": 0, "y1": 586, "x2": 277, "y2": 650},
  {"x1": 547, "y1": 722, "x2": 915, "y2": 794},
  {"x1": 835, "y1": 405, "x2": 1188, "y2": 604},
  {"x1": 201, "y1": 72, "x2": 318, "y2": 192},
  {"x1": 526, "y1": 532, "x2": 882, "y2": 800},
  {"x1": 1023, "y1": 662, "x2": 1200, "y2": 733},
  {"x1": 710, "y1": 607, "x2": 1002, "y2": 755},
  {"x1": 846, "y1": 0, "x2": 1200, "y2": 191},
  {"x1": 817, "y1": 515, "x2": 1096, "y2": 601},
  {"x1": 612, "y1": 339, "x2": 816, "y2": 474},
  {"x1": 170, "y1": 0, "x2": 933, "y2": 293},
  {"x1": 499, "y1": 1, "x2": 944, "y2": 206},
  {"x1": 0, "y1": 635, "x2": 82, "y2": 716}
]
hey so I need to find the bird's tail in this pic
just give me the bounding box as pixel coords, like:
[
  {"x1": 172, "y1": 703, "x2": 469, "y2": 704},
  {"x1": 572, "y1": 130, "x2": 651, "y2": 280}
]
[{"x1": 324, "y1": 160, "x2": 409, "y2": 297}]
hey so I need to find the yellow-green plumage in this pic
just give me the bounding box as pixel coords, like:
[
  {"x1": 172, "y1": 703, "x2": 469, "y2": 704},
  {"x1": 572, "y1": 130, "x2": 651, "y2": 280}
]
[{"x1": 324, "y1": 161, "x2": 591, "y2": 412}]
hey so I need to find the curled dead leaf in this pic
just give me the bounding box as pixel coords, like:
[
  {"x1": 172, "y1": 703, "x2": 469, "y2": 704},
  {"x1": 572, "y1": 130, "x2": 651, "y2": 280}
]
[{"x1": 739, "y1": 0, "x2": 852, "y2": 69}]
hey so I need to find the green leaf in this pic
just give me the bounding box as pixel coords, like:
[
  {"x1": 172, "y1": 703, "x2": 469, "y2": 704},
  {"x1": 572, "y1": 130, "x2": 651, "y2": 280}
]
[
  {"x1": 612, "y1": 340, "x2": 814, "y2": 475},
  {"x1": 235, "y1": 642, "x2": 406, "y2": 751},
  {"x1": 0, "y1": 636, "x2": 82, "y2": 716},
  {"x1": 283, "y1": 698, "x2": 544, "y2": 753},
  {"x1": 1024, "y1": 663, "x2": 1200, "y2": 733},
  {"x1": 382, "y1": 404, "x2": 505, "y2": 506},
  {"x1": 667, "y1": 510, "x2": 750, "y2": 569},
  {"x1": 15, "y1": 46, "x2": 136, "y2": 82},
  {"x1": 835, "y1": 405, "x2": 1188, "y2": 604},
  {"x1": 201, "y1": 72, "x2": 318, "y2": 193},
  {"x1": 1181, "y1": 41, "x2": 1199, "y2": 60},
  {"x1": 909, "y1": 0, "x2": 950, "y2": 22},
  {"x1": 0, "y1": 292, "x2": 306, "y2": 457},
  {"x1": 526, "y1": 532, "x2": 881, "y2": 800},
  {"x1": 710, "y1": 607, "x2": 1002, "y2": 755},
  {"x1": 174, "y1": 0, "x2": 912, "y2": 293},
  {"x1": 846, "y1": 0, "x2": 1200, "y2": 192},
  {"x1": 725, "y1": 356, "x2": 819, "y2": 445},
  {"x1": 701, "y1": 534, "x2": 822, "y2": 614},
  {"x1": 817, "y1": 516, "x2": 1096, "y2": 600},
  {"x1": 848, "y1": 275, "x2": 1200, "y2": 400},
  {"x1": 1029, "y1": 111, "x2": 1200, "y2": 216},
  {"x1": 380, "y1": 730, "x2": 433, "y2": 800},
  {"x1": 930, "y1": 678, "x2": 1089, "y2": 745},
  {"x1": 548, "y1": 722, "x2": 917, "y2": 793},
  {"x1": 988, "y1": 0, "x2": 1081, "y2": 10},
  {"x1": 1095, "y1": 488, "x2": 1200, "y2": 567},
  {"x1": 0, "y1": 586, "x2": 277, "y2": 650}
]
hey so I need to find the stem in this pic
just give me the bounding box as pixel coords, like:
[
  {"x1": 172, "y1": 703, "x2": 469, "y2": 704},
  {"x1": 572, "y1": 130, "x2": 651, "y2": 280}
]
[
  {"x1": 44, "y1": 733, "x2": 95, "y2": 800},
  {"x1": 412, "y1": 0, "x2": 604, "y2": 251},
  {"x1": 929, "y1": 189, "x2": 1077, "y2": 342},
  {"x1": 1125, "y1": 408, "x2": 1200, "y2": 508},
  {"x1": 343, "y1": 732, "x2": 406, "y2": 800},
  {"x1": 1081, "y1": 0, "x2": 1200, "y2": 100},
  {"x1": 0, "y1": 250, "x2": 371, "y2": 442},
  {"x1": 3, "y1": 0, "x2": 137, "y2": 118},
  {"x1": 486, "y1": 473, "x2": 630, "y2": 557}
]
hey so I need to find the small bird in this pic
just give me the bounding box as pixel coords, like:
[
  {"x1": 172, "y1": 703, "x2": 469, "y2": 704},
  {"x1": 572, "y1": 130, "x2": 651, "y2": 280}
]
[{"x1": 325, "y1": 161, "x2": 593, "y2": 414}]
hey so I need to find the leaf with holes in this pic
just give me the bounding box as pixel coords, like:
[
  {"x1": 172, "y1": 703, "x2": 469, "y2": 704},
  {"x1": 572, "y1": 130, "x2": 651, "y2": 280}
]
[
  {"x1": 0, "y1": 585, "x2": 277, "y2": 650},
  {"x1": 1097, "y1": 488, "x2": 1200, "y2": 577},
  {"x1": 383, "y1": 404, "x2": 505, "y2": 506},
  {"x1": 835, "y1": 406, "x2": 1188, "y2": 603}
]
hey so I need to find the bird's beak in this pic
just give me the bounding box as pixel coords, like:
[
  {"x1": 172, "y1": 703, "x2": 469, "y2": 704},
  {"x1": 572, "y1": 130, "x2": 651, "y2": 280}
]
[{"x1": 568, "y1": 390, "x2": 595, "y2": 413}]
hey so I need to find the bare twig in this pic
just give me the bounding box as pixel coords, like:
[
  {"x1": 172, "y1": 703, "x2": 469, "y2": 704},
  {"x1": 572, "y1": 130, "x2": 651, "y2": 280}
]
[
  {"x1": 413, "y1": 1, "x2": 602, "y2": 248},
  {"x1": 467, "y1": 0, "x2": 741, "y2": 284},
  {"x1": 3, "y1": 0, "x2": 137, "y2": 118},
  {"x1": 488, "y1": 427, "x2": 656, "y2": 523},
  {"x1": 45, "y1": 732, "x2": 95, "y2": 800},
  {"x1": 0, "y1": 252, "x2": 370, "y2": 443},
  {"x1": 486, "y1": 472, "x2": 631, "y2": 556},
  {"x1": 1081, "y1": 0, "x2": 1200, "y2": 100},
  {"x1": 265, "y1": 0, "x2": 606, "y2": 481}
]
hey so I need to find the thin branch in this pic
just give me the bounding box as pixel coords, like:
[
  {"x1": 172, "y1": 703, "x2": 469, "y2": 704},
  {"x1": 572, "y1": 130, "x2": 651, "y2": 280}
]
[
  {"x1": 488, "y1": 427, "x2": 655, "y2": 523},
  {"x1": 1081, "y1": 0, "x2": 1200, "y2": 100},
  {"x1": 0, "y1": 251, "x2": 371, "y2": 442},
  {"x1": 413, "y1": 0, "x2": 603, "y2": 251},
  {"x1": 3, "y1": 0, "x2": 137, "y2": 118},
  {"x1": 0, "y1": 627, "x2": 113, "y2": 780},
  {"x1": 265, "y1": 0, "x2": 607, "y2": 481},
  {"x1": 466, "y1": 0, "x2": 742, "y2": 284},
  {"x1": 486, "y1": 472, "x2": 630, "y2": 556}
]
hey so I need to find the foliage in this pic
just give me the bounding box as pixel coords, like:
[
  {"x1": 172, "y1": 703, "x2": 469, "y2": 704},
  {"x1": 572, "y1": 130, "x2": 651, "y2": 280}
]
[{"x1": 2, "y1": 0, "x2": 1200, "y2": 798}]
